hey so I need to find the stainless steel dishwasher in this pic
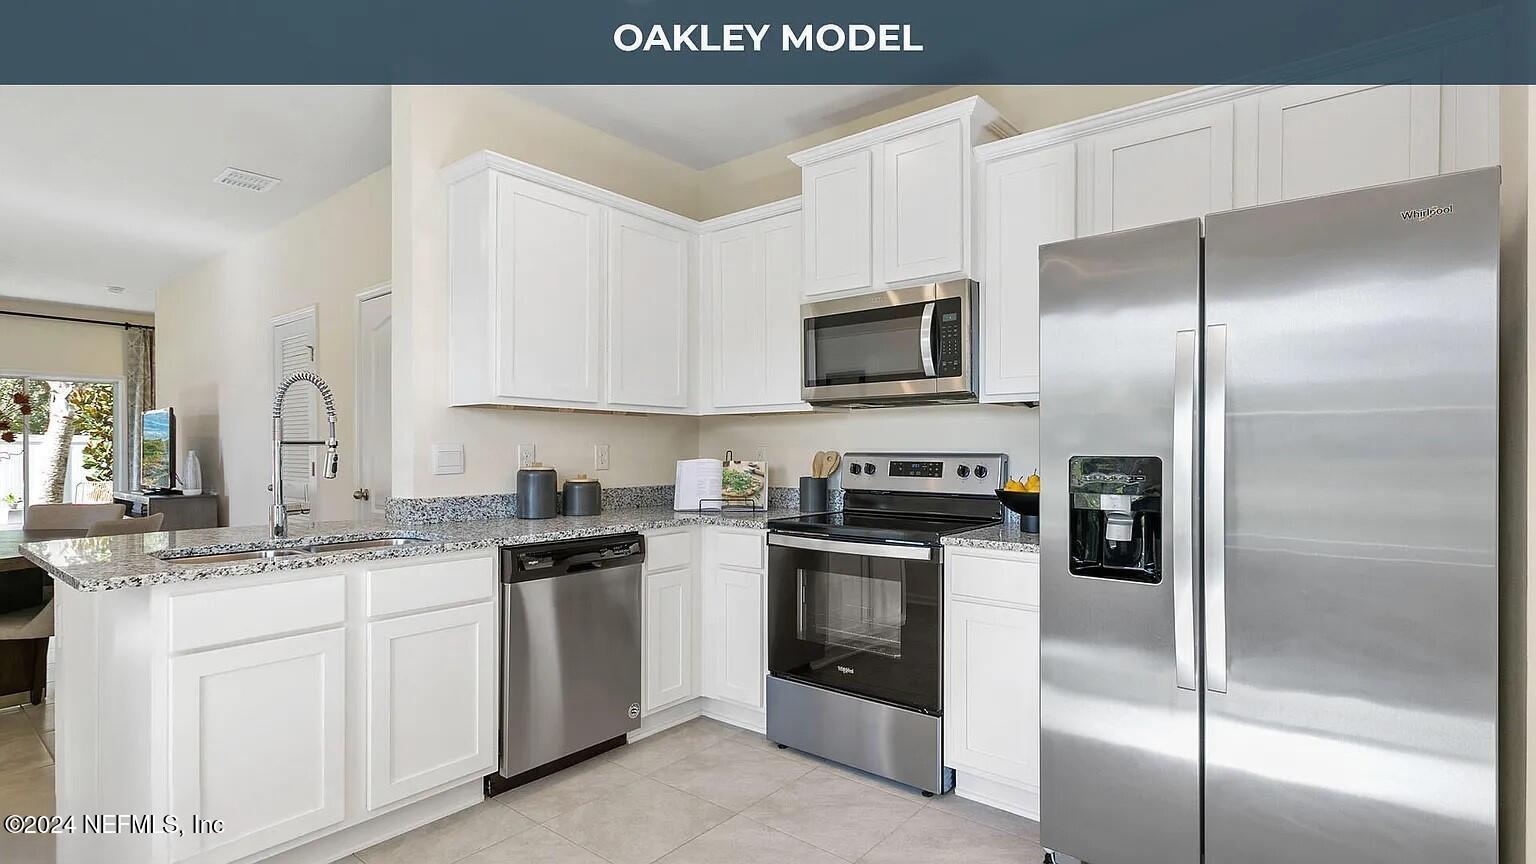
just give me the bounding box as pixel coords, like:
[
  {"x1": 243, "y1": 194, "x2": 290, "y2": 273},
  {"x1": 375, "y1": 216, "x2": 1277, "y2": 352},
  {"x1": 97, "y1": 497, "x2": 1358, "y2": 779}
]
[{"x1": 488, "y1": 534, "x2": 644, "y2": 795}]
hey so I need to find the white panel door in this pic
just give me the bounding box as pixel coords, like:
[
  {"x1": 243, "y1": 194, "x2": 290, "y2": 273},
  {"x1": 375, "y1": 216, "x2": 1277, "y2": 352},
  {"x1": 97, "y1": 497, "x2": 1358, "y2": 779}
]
[
  {"x1": 271, "y1": 309, "x2": 318, "y2": 528},
  {"x1": 1257, "y1": 84, "x2": 1441, "y2": 203},
  {"x1": 945, "y1": 598, "x2": 1041, "y2": 792},
  {"x1": 643, "y1": 567, "x2": 694, "y2": 713},
  {"x1": 607, "y1": 210, "x2": 691, "y2": 410},
  {"x1": 802, "y1": 149, "x2": 874, "y2": 297},
  {"x1": 760, "y1": 211, "x2": 806, "y2": 408},
  {"x1": 708, "y1": 223, "x2": 768, "y2": 409},
  {"x1": 365, "y1": 602, "x2": 497, "y2": 810},
  {"x1": 169, "y1": 629, "x2": 345, "y2": 863},
  {"x1": 1092, "y1": 103, "x2": 1235, "y2": 233},
  {"x1": 702, "y1": 565, "x2": 765, "y2": 709},
  {"x1": 980, "y1": 143, "x2": 1076, "y2": 403},
  {"x1": 883, "y1": 120, "x2": 966, "y2": 285},
  {"x1": 355, "y1": 289, "x2": 391, "y2": 519},
  {"x1": 494, "y1": 173, "x2": 603, "y2": 406}
]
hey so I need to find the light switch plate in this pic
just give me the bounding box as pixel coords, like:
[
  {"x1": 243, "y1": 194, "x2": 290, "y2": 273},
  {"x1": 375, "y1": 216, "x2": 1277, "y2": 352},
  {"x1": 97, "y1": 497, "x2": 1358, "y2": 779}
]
[
  {"x1": 594, "y1": 444, "x2": 611, "y2": 471},
  {"x1": 432, "y1": 443, "x2": 465, "y2": 475},
  {"x1": 517, "y1": 444, "x2": 536, "y2": 469}
]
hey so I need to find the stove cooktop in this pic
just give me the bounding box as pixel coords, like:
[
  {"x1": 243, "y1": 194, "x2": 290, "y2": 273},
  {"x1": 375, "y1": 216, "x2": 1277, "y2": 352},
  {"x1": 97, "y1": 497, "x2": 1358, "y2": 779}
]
[{"x1": 766, "y1": 509, "x2": 999, "y2": 545}]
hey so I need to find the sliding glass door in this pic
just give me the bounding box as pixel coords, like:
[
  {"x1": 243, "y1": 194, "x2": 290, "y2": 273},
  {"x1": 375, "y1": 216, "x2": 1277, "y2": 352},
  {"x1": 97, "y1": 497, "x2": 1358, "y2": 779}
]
[{"x1": 0, "y1": 376, "x2": 120, "y2": 526}]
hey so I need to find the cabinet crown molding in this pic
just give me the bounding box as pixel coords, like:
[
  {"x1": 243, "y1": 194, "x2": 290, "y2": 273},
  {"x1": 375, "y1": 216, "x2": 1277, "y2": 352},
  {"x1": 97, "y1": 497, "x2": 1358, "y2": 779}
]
[
  {"x1": 788, "y1": 95, "x2": 1017, "y2": 167},
  {"x1": 441, "y1": 149, "x2": 700, "y2": 233},
  {"x1": 698, "y1": 196, "x2": 801, "y2": 232}
]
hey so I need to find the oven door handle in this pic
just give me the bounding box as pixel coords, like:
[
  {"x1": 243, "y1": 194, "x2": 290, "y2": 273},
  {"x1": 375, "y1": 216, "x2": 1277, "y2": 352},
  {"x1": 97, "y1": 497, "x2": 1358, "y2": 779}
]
[
  {"x1": 768, "y1": 533, "x2": 937, "y2": 561},
  {"x1": 919, "y1": 301, "x2": 937, "y2": 377}
]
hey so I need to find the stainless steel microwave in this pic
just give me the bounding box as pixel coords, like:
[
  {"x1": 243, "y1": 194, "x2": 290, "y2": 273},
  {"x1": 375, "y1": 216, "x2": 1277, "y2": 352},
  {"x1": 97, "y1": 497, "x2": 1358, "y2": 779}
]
[{"x1": 801, "y1": 280, "x2": 977, "y2": 406}]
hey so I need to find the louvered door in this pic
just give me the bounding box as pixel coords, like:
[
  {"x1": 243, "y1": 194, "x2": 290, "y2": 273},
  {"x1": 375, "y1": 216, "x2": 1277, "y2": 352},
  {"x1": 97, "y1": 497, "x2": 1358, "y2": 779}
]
[{"x1": 271, "y1": 309, "x2": 318, "y2": 529}]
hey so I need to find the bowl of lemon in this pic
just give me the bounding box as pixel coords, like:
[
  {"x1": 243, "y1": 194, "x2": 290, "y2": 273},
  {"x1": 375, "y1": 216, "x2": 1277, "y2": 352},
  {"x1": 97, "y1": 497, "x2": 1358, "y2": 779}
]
[{"x1": 996, "y1": 472, "x2": 1040, "y2": 530}]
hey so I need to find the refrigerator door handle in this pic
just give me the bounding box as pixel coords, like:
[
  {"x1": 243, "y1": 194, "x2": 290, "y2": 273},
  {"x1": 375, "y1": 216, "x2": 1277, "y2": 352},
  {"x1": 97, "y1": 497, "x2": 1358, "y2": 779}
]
[
  {"x1": 1172, "y1": 329, "x2": 1198, "y2": 691},
  {"x1": 1204, "y1": 323, "x2": 1229, "y2": 693}
]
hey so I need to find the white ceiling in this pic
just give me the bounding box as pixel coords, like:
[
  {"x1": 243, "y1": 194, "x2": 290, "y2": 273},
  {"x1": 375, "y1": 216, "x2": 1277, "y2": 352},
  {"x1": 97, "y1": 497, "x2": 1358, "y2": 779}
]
[
  {"x1": 0, "y1": 86, "x2": 390, "y2": 313},
  {"x1": 506, "y1": 85, "x2": 945, "y2": 170}
]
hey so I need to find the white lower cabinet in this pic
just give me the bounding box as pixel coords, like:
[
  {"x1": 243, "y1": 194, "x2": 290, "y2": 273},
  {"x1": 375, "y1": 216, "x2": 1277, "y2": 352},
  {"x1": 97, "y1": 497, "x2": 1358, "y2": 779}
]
[
  {"x1": 365, "y1": 601, "x2": 497, "y2": 810},
  {"x1": 169, "y1": 628, "x2": 347, "y2": 863},
  {"x1": 944, "y1": 547, "x2": 1041, "y2": 819},
  {"x1": 643, "y1": 530, "x2": 697, "y2": 714},
  {"x1": 700, "y1": 529, "x2": 767, "y2": 711}
]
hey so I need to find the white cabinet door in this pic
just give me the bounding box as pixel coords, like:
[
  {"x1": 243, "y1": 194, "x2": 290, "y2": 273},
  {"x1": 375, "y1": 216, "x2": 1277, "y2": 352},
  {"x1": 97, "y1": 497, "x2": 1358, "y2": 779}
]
[
  {"x1": 169, "y1": 629, "x2": 345, "y2": 863},
  {"x1": 945, "y1": 598, "x2": 1041, "y2": 798},
  {"x1": 1257, "y1": 83, "x2": 1440, "y2": 203},
  {"x1": 882, "y1": 121, "x2": 967, "y2": 285},
  {"x1": 365, "y1": 602, "x2": 497, "y2": 810},
  {"x1": 1092, "y1": 103, "x2": 1235, "y2": 233},
  {"x1": 802, "y1": 149, "x2": 874, "y2": 297},
  {"x1": 708, "y1": 222, "x2": 769, "y2": 409},
  {"x1": 761, "y1": 212, "x2": 806, "y2": 407},
  {"x1": 643, "y1": 567, "x2": 694, "y2": 713},
  {"x1": 702, "y1": 565, "x2": 765, "y2": 709},
  {"x1": 494, "y1": 173, "x2": 603, "y2": 406},
  {"x1": 607, "y1": 210, "x2": 691, "y2": 410},
  {"x1": 980, "y1": 143, "x2": 1075, "y2": 403}
]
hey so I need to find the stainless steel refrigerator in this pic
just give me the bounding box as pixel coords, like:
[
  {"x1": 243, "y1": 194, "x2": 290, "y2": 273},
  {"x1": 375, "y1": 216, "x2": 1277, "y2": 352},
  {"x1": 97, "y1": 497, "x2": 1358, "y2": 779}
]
[{"x1": 1038, "y1": 168, "x2": 1499, "y2": 864}]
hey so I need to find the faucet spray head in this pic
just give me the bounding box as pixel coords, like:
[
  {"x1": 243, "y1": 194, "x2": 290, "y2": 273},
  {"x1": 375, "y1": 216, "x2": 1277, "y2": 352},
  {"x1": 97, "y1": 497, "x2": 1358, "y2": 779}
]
[{"x1": 324, "y1": 440, "x2": 340, "y2": 479}]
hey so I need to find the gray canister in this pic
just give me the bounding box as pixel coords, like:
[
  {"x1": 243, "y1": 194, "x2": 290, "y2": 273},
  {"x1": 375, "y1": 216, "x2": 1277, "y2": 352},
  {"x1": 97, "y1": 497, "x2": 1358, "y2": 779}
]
[
  {"x1": 515, "y1": 465, "x2": 558, "y2": 519},
  {"x1": 562, "y1": 475, "x2": 602, "y2": 516}
]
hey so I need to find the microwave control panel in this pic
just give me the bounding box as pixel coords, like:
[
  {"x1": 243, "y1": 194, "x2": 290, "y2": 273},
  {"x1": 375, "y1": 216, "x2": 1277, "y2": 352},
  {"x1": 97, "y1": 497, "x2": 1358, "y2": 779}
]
[{"x1": 935, "y1": 299, "x2": 964, "y2": 377}]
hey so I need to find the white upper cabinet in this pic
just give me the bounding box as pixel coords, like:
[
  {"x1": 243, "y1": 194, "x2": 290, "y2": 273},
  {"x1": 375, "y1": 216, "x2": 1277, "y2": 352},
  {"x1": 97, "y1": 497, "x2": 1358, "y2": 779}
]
[
  {"x1": 445, "y1": 153, "x2": 694, "y2": 413},
  {"x1": 792, "y1": 97, "x2": 1015, "y2": 300},
  {"x1": 800, "y1": 150, "x2": 875, "y2": 297},
  {"x1": 702, "y1": 202, "x2": 809, "y2": 414},
  {"x1": 1254, "y1": 83, "x2": 1441, "y2": 203},
  {"x1": 882, "y1": 121, "x2": 967, "y2": 284},
  {"x1": 494, "y1": 174, "x2": 605, "y2": 406},
  {"x1": 1091, "y1": 102, "x2": 1235, "y2": 233},
  {"x1": 607, "y1": 211, "x2": 692, "y2": 411},
  {"x1": 978, "y1": 142, "x2": 1076, "y2": 403}
]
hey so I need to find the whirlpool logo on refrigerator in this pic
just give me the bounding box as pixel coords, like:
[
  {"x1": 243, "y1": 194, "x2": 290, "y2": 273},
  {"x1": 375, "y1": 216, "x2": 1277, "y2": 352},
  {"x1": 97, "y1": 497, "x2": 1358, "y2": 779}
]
[{"x1": 1402, "y1": 204, "x2": 1454, "y2": 222}]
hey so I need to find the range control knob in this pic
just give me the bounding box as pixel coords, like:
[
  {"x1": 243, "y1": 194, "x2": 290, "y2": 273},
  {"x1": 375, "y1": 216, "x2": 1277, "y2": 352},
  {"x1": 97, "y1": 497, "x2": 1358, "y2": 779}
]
[
  {"x1": 863, "y1": 462, "x2": 877, "y2": 475},
  {"x1": 973, "y1": 465, "x2": 989, "y2": 479},
  {"x1": 849, "y1": 463, "x2": 863, "y2": 475},
  {"x1": 956, "y1": 465, "x2": 971, "y2": 479}
]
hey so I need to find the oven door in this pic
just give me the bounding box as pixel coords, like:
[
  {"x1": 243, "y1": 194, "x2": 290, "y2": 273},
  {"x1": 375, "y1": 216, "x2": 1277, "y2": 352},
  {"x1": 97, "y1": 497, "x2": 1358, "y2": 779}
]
[
  {"x1": 767, "y1": 533, "x2": 942, "y2": 714},
  {"x1": 801, "y1": 280, "x2": 974, "y2": 404}
]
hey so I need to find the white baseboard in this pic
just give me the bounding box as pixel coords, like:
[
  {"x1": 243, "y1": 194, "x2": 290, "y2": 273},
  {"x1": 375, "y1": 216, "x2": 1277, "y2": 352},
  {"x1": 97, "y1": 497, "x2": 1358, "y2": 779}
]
[
  {"x1": 635, "y1": 696, "x2": 764, "y2": 740},
  {"x1": 953, "y1": 771, "x2": 1040, "y2": 821},
  {"x1": 634, "y1": 699, "x2": 705, "y2": 739},
  {"x1": 255, "y1": 779, "x2": 483, "y2": 864},
  {"x1": 699, "y1": 697, "x2": 765, "y2": 733}
]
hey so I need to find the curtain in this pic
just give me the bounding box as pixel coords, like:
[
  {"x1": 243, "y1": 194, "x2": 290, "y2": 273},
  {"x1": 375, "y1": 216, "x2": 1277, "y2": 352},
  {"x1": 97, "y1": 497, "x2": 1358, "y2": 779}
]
[{"x1": 122, "y1": 326, "x2": 155, "y2": 492}]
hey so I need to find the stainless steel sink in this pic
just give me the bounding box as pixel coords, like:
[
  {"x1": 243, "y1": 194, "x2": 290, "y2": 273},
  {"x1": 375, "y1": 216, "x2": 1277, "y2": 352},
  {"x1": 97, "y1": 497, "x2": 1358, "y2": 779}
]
[
  {"x1": 306, "y1": 537, "x2": 429, "y2": 553},
  {"x1": 167, "y1": 548, "x2": 311, "y2": 565}
]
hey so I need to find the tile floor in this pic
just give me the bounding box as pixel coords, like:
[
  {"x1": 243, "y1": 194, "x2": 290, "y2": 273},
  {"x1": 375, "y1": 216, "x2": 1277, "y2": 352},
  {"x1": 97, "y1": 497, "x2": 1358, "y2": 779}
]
[
  {"x1": 0, "y1": 698, "x2": 1042, "y2": 864},
  {"x1": 350, "y1": 717, "x2": 1043, "y2": 864}
]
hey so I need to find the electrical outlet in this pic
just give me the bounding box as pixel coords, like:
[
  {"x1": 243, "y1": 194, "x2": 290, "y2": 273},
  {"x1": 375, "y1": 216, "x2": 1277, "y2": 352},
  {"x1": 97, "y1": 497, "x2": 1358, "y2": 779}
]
[
  {"x1": 517, "y1": 444, "x2": 536, "y2": 468},
  {"x1": 594, "y1": 444, "x2": 611, "y2": 471}
]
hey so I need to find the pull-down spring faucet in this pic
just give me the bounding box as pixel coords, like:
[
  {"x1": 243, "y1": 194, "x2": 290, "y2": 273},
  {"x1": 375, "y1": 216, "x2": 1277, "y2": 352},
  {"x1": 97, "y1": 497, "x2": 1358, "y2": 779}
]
[{"x1": 271, "y1": 371, "x2": 339, "y2": 538}]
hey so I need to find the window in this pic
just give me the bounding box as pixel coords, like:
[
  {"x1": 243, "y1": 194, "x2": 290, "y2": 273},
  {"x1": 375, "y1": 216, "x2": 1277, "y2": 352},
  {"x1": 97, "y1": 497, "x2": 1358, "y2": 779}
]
[{"x1": 0, "y1": 376, "x2": 120, "y2": 526}]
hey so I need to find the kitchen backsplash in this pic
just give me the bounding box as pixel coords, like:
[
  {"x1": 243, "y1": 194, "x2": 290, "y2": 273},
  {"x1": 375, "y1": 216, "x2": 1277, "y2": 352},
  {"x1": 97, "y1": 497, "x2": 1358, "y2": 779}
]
[{"x1": 385, "y1": 484, "x2": 825, "y2": 524}]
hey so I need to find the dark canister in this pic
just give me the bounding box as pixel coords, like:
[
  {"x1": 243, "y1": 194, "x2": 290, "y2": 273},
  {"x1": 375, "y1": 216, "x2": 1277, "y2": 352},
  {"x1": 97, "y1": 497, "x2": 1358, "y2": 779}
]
[
  {"x1": 562, "y1": 475, "x2": 602, "y2": 516},
  {"x1": 799, "y1": 476, "x2": 829, "y2": 513},
  {"x1": 515, "y1": 465, "x2": 558, "y2": 519}
]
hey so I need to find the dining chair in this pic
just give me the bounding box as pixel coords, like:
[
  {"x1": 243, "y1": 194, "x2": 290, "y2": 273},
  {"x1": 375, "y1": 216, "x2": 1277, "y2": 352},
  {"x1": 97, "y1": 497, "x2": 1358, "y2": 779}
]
[
  {"x1": 86, "y1": 513, "x2": 166, "y2": 536},
  {"x1": 24, "y1": 503, "x2": 126, "y2": 530},
  {"x1": 0, "y1": 601, "x2": 52, "y2": 704}
]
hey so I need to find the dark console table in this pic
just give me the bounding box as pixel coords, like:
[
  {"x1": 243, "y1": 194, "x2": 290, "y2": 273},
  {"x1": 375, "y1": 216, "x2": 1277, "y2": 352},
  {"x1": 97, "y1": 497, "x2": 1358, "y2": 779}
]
[{"x1": 114, "y1": 492, "x2": 219, "y2": 530}]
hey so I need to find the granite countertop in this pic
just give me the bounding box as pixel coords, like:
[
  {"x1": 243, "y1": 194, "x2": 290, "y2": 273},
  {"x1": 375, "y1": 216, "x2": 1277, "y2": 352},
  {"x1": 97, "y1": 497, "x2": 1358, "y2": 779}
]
[
  {"x1": 942, "y1": 521, "x2": 1041, "y2": 553},
  {"x1": 20, "y1": 506, "x2": 798, "y2": 593}
]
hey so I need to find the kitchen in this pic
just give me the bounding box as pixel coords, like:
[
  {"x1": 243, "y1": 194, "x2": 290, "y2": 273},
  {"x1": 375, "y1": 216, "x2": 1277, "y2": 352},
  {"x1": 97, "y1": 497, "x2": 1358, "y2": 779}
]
[{"x1": 0, "y1": 73, "x2": 1523, "y2": 864}]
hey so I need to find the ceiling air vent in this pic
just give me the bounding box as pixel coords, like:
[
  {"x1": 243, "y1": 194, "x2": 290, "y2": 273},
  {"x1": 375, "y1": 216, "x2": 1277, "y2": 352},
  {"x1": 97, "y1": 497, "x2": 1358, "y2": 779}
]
[{"x1": 213, "y1": 167, "x2": 281, "y2": 192}]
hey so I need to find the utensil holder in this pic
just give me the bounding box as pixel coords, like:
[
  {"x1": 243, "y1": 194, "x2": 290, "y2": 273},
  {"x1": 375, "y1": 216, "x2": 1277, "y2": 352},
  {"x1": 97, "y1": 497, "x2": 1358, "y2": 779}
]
[{"x1": 799, "y1": 476, "x2": 829, "y2": 513}]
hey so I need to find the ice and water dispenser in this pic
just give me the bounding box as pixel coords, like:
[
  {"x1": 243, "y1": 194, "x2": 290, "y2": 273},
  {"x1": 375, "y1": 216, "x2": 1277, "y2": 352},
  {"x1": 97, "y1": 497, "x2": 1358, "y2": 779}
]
[{"x1": 1068, "y1": 456, "x2": 1162, "y2": 583}]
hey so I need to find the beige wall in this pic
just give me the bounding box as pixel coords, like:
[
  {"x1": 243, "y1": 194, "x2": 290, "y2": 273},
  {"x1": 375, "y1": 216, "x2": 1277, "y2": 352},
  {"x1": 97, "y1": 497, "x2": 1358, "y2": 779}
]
[
  {"x1": 156, "y1": 168, "x2": 390, "y2": 527},
  {"x1": 0, "y1": 298, "x2": 153, "y2": 380},
  {"x1": 695, "y1": 85, "x2": 1187, "y2": 219},
  {"x1": 389, "y1": 87, "x2": 701, "y2": 498}
]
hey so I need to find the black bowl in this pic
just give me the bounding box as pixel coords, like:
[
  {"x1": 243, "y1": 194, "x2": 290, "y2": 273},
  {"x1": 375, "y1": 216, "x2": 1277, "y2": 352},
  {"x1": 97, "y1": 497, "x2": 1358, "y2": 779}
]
[{"x1": 996, "y1": 489, "x2": 1040, "y2": 518}]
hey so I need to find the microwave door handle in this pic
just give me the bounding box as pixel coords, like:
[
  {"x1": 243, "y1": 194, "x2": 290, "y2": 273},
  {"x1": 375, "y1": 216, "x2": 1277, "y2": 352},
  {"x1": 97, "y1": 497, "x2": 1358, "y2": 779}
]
[{"x1": 919, "y1": 301, "x2": 937, "y2": 377}]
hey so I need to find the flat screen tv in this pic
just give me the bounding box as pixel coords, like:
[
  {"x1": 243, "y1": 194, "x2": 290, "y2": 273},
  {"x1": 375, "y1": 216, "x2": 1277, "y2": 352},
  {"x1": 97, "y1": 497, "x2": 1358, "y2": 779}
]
[{"x1": 140, "y1": 408, "x2": 175, "y2": 492}]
